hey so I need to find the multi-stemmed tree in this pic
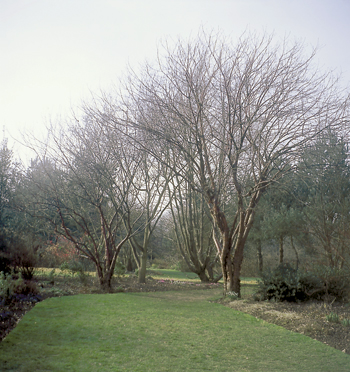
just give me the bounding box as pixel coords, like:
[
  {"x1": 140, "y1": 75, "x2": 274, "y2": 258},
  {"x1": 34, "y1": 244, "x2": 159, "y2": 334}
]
[
  {"x1": 25, "y1": 118, "x2": 142, "y2": 290},
  {"x1": 124, "y1": 149, "x2": 172, "y2": 283},
  {"x1": 19, "y1": 32, "x2": 349, "y2": 295},
  {"x1": 106, "y1": 33, "x2": 349, "y2": 295},
  {"x1": 169, "y1": 168, "x2": 221, "y2": 282}
]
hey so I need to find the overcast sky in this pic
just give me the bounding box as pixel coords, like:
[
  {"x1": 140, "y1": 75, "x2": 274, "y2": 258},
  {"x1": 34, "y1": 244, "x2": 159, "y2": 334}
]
[{"x1": 1, "y1": 0, "x2": 350, "y2": 161}]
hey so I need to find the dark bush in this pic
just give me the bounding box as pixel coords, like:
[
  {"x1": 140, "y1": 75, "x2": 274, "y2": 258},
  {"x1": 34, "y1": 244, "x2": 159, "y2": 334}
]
[
  {"x1": 255, "y1": 263, "x2": 350, "y2": 302},
  {"x1": 255, "y1": 263, "x2": 303, "y2": 302},
  {"x1": 14, "y1": 279, "x2": 39, "y2": 296},
  {"x1": 0, "y1": 271, "x2": 38, "y2": 304},
  {"x1": 298, "y1": 271, "x2": 324, "y2": 300},
  {"x1": 0, "y1": 253, "x2": 11, "y2": 275},
  {"x1": 0, "y1": 235, "x2": 11, "y2": 274},
  {"x1": 302, "y1": 266, "x2": 350, "y2": 301},
  {"x1": 9, "y1": 241, "x2": 38, "y2": 280}
]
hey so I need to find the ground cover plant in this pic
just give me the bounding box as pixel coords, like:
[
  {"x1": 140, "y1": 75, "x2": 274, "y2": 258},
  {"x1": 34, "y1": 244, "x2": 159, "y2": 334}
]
[{"x1": 1, "y1": 289, "x2": 350, "y2": 372}]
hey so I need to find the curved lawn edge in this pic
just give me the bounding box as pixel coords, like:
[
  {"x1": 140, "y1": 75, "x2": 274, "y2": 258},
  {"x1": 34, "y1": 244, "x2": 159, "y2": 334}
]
[{"x1": 1, "y1": 290, "x2": 349, "y2": 372}]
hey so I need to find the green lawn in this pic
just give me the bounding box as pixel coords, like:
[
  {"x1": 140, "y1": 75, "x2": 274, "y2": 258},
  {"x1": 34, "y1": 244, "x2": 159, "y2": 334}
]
[
  {"x1": 1, "y1": 290, "x2": 349, "y2": 371},
  {"x1": 148, "y1": 268, "x2": 257, "y2": 285},
  {"x1": 35, "y1": 267, "x2": 201, "y2": 282},
  {"x1": 148, "y1": 268, "x2": 199, "y2": 281}
]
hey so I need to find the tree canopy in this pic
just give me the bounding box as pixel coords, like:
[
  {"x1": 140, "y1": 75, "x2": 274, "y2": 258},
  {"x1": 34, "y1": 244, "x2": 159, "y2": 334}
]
[{"x1": 95, "y1": 32, "x2": 349, "y2": 294}]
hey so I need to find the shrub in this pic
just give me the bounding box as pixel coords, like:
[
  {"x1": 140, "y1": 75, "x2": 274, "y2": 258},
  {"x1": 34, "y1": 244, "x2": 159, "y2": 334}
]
[
  {"x1": 298, "y1": 271, "x2": 324, "y2": 300},
  {"x1": 0, "y1": 233, "x2": 11, "y2": 274},
  {"x1": 60, "y1": 260, "x2": 89, "y2": 285},
  {"x1": 0, "y1": 270, "x2": 38, "y2": 302},
  {"x1": 255, "y1": 263, "x2": 303, "y2": 302},
  {"x1": 312, "y1": 266, "x2": 350, "y2": 301},
  {"x1": 298, "y1": 266, "x2": 350, "y2": 301},
  {"x1": 6, "y1": 240, "x2": 38, "y2": 280},
  {"x1": 13, "y1": 279, "x2": 39, "y2": 296},
  {"x1": 255, "y1": 264, "x2": 350, "y2": 302},
  {"x1": 60, "y1": 260, "x2": 84, "y2": 277},
  {"x1": 0, "y1": 249, "x2": 11, "y2": 274},
  {"x1": 0, "y1": 271, "x2": 22, "y2": 301},
  {"x1": 13, "y1": 249, "x2": 37, "y2": 280},
  {"x1": 40, "y1": 237, "x2": 79, "y2": 268}
]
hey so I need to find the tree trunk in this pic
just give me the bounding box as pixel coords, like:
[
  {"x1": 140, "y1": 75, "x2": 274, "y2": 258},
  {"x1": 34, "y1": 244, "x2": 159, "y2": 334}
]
[
  {"x1": 232, "y1": 240, "x2": 246, "y2": 296},
  {"x1": 138, "y1": 225, "x2": 150, "y2": 284},
  {"x1": 279, "y1": 236, "x2": 284, "y2": 264},
  {"x1": 97, "y1": 268, "x2": 113, "y2": 292},
  {"x1": 197, "y1": 270, "x2": 210, "y2": 282},
  {"x1": 220, "y1": 237, "x2": 234, "y2": 295},
  {"x1": 256, "y1": 239, "x2": 263, "y2": 273},
  {"x1": 138, "y1": 252, "x2": 148, "y2": 283},
  {"x1": 126, "y1": 256, "x2": 134, "y2": 272},
  {"x1": 206, "y1": 265, "x2": 214, "y2": 282},
  {"x1": 290, "y1": 236, "x2": 299, "y2": 270}
]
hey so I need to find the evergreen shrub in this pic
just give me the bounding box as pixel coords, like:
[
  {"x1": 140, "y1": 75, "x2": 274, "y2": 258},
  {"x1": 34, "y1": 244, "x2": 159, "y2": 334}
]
[
  {"x1": 11, "y1": 244, "x2": 38, "y2": 280},
  {"x1": 255, "y1": 263, "x2": 302, "y2": 302},
  {"x1": 255, "y1": 263, "x2": 350, "y2": 302},
  {"x1": 310, "y1": 265, "x2": 350, "y2": 301}
]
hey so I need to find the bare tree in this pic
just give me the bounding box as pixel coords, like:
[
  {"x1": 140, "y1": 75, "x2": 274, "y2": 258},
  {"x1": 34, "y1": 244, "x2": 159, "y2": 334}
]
[
  {"x1": 126, "y1": 149, "x2": 173, "y2": 283},
  {"x1": 25, "y1": 118, "x2": 141, "y2": 290},
  {"x1": 81, "y1": 104, "x2": 174, "y2": 284},
  {"x1": 91, "y1": 32, "x2": 349, "y2": 296},
  {"x1": 169, "y1": 167, "x2": 221, "y2": 282}
]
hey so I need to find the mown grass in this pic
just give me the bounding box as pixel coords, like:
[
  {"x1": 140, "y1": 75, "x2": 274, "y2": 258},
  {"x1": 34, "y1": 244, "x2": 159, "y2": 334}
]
[
  {"x1": 148, "y1": 268, "x2": 199, "y2": 281},
  {"x1": 147, "y1": 269, "x2": 258, "y2": 287},
  {"x1": 1, "y1": 289, "x2": 349, "y2": 371},
  {"x1": 35, "y1": 267, "x2": 257, "y2": 287},
  {"x1": 34, "y1": 267, "x2": 200, "y2": 282}
]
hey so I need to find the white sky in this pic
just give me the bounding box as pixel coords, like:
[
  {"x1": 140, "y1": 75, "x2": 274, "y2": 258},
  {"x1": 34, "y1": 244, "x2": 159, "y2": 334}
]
[{"x1": 1, "y1": 0, "x2": 350, "y2": 162}]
